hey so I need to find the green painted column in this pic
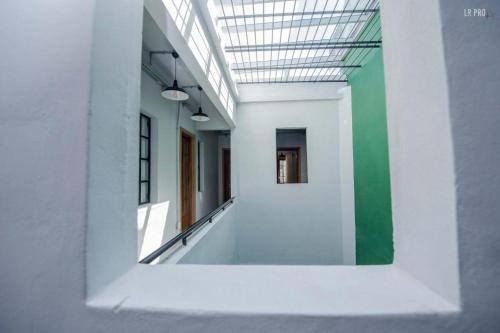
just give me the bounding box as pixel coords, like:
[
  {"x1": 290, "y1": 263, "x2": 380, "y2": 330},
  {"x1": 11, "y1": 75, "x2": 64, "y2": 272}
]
[{"x1": 348, "y1": 48, "x2": 394, "y2": 264}]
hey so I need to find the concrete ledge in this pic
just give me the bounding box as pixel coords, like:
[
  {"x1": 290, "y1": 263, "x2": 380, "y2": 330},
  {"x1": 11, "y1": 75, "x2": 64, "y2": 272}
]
[{"x1": 87, "y1": 264, "x2": 459, "y2": 317}]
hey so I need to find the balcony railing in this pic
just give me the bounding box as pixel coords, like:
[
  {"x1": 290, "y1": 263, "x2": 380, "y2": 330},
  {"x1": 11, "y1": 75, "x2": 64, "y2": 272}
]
[{"x1": 139, "y1": 197, "x2": 236, "y2": 264}]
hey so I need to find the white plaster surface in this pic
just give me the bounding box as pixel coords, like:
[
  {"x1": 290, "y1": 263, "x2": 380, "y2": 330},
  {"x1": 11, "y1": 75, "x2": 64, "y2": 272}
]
[
  {"x1": 88, "y1": 264, "x2": 457, "y2": 316},
  {"x1": 85, "y1": 0, "x2": 144, "y2": 297},
  {"x1": 233, "y1": 100, "x2": 344, "y2": 264},
  {"x1": 381, "y1": 0, "x2": 461, "y2": 304},
  {"x1": 338, "y1": 87, "x2": 356, "y2": 265},
  {"x1": 237, "y1": 82, "x2": 346, "y2": 103},
  {"x1": 164, "y1": 204, "x2": 238, "y2": 264},
  {"x1": 436, "y1": 0, "x2": 500, "y2": 328},
  {"x1": 2, "y1": 0, "x2": 500, "y2": 332}
]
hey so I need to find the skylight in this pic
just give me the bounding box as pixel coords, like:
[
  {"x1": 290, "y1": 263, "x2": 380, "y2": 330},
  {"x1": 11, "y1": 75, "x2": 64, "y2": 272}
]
[{"x1": 209, "y1": 0, "x2": 381, "y2": 84}]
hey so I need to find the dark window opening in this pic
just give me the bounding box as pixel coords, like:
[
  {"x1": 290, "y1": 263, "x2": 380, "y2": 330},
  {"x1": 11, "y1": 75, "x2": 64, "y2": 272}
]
[
  {"x1": 139, "y1": 114, "x2": 151, "y2": 204},
  {"x1": 276, "y1": 128, "x2": 308, "y2": 184}
]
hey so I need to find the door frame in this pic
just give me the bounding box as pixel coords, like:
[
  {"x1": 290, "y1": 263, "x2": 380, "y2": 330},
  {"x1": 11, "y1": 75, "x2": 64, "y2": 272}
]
[{"x1": 180, "y1": 128, "x2": 196, "y2": 231}]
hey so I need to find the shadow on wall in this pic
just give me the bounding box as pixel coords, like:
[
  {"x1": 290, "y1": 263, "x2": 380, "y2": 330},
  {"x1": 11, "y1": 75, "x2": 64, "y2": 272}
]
[{"x1": 137, "y1": 201, "x2": 172, "y2": 260}]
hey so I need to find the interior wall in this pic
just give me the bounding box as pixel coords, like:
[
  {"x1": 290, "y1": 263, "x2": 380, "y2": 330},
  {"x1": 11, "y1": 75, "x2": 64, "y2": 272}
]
[
  {"x1": 177, "y1": 205, "x2": 238, "y2": 265},
  {"x1": 0, "y1": 0, "x2": 99, "y2": 328},
  {"x1": 137, "y1": 70, "x2": 220, "y2": 261},
  {"x1": 85, "y1": 0, "x2": 144, "y2": 297},
  {"x1": 338, "y1": 87, "x2": 356, "y2": 265},
  {"x1": 380, "y1": 0, "x2": 461, "y2": 304},
  {"x1": 233, "y1": 100, "x2": 345, "y2": 264},
  {"x1": 438, "y1": 0, "x2": 500, "y2": 321},
  {"x1": 348, "y1": 48, "x2": 394, "y2": 265}
]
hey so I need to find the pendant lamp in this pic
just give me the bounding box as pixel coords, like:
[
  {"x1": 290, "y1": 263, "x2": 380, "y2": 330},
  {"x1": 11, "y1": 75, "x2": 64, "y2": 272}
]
[
  {"x1": 191, "y1": 86, "x2": 209, "y2": 122},
  {"x1": 161, "y1": 52, "x2": 189, "y2": 101}
]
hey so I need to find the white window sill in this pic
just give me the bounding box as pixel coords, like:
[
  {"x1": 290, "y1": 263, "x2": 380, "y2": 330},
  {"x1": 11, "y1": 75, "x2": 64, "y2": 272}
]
[{"x1": 87, "y1": 264, "x2": 459, "y2": 316}]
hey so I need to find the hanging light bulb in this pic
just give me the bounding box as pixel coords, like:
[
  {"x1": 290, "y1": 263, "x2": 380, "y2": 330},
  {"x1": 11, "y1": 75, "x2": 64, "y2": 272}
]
[
  {"x1": 161, "y1": 52, "x2": 189, "y2": 101},
  {"x1": 191, "y1": 86, "x2": 210, "y2": 122}
]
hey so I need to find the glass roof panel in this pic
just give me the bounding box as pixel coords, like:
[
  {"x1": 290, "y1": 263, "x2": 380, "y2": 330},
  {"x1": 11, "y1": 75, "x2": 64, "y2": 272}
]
[{"x1": 210, "y1": 0, "x2": 381, "y2": 84}]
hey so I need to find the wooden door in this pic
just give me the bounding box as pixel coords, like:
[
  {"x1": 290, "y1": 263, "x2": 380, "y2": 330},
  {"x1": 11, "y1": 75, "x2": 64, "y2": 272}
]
[
  {"x1": 222, "y1": 149, "x2": 231, "y2": 202},
  {"x1": 180, "y1": 129, "x2": 196, "y2": 231}
]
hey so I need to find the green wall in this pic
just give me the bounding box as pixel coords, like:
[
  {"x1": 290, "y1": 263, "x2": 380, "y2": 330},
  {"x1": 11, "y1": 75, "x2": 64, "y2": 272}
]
[{"x1": 347, "y1": 36, "x2": 394, "y2": 264}]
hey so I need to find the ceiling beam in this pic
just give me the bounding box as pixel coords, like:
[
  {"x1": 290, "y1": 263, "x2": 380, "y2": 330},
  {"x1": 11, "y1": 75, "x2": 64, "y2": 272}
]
[
  {"x1": 225, "y1": 40, "x2": 381, "y2": 52},
  {"x1": 217, "y1": 0, "x2": 287, "y2": 4},
  {"x1": 231, "y1": 63, "x2": 361, "y2": 71},
  {"x1": 220, "y1": 13, "x2": 370, "y2": 33},
  {"x1": 236, "y1": 79, "x2": 348, "y2": 84},
  {"x1": 217, "y1": 9, "x2": 379, "y2": 21},
  {"x1": 229, "y1": 56, "x2": 346, "y2": 69}
]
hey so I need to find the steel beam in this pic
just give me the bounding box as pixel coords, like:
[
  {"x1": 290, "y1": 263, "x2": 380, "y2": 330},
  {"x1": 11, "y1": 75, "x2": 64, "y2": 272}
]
[
  {"x1": 225, "y1": 41, "x2": 381, "y2": 52},
  {"x1": 230, "y1": 56, "x2": 346, "y2": 69},
  {"x1": 236, "y1": 79, "x2": 348, "y2": 84},
  {"x1": 220, "y1": 13, "x2": 370, "y2": 33},
  {"x1": 217, "y1": 9, "x2": 379, "y2": 21},
  {"x1": 232, "y1": 63, "x2": 361, "y2": 71}
]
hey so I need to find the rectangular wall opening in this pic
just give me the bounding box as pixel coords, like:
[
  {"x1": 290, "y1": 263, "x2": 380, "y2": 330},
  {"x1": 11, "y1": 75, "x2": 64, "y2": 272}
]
[{"x1": 276, "y1": 128, "x2": 308, "y2": 184}]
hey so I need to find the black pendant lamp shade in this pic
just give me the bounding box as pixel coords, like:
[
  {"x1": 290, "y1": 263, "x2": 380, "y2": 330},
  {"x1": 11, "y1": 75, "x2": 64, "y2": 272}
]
[
  {"x1": 191, "y1": 107, "x2": 210, "y2": 122},
  {"x1": 161, "y1": 52, "x2": 189, "y2": 101},
  {"x1": 191, "y1": 86, "x2": 209, "y2": 122}
]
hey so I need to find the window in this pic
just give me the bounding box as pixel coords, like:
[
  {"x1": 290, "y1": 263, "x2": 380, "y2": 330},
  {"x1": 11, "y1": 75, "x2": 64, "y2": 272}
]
[
  {"x1": 139, "y1": 114, "x2": 151, "y2": 204},
  {"x1": 276, "y1": 128, "x2": 308, "y2": 184}
]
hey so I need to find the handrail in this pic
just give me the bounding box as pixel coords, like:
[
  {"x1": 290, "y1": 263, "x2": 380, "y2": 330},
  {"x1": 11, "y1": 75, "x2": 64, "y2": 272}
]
[{"x1": 139, "y1": 197, "x2": 236, "y2": 264}]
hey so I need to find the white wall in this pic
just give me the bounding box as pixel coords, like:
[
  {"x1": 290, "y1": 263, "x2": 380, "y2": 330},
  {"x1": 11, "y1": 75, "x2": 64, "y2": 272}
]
[
  {"x1": 238, "y1": 82, "x2": 346, "y2": 102},
  {"x1": 381, "y1": 0, "x2": 460, "y2": 304},
  {"x1": 233, "y1": 100, "x2": 344, "y2": 264},
  {"x1": 338, "y1": 87, "x2": 356, "y2": 265},
  {"x1": 176, "y1": 204, "x2": 238, "y2": 265},
  {"x1": 85, "y1": 0, "x2": 143, "y2": 297},
  {"x1": 138, "y1": 70, "x2": 220, "y2": 261}
]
